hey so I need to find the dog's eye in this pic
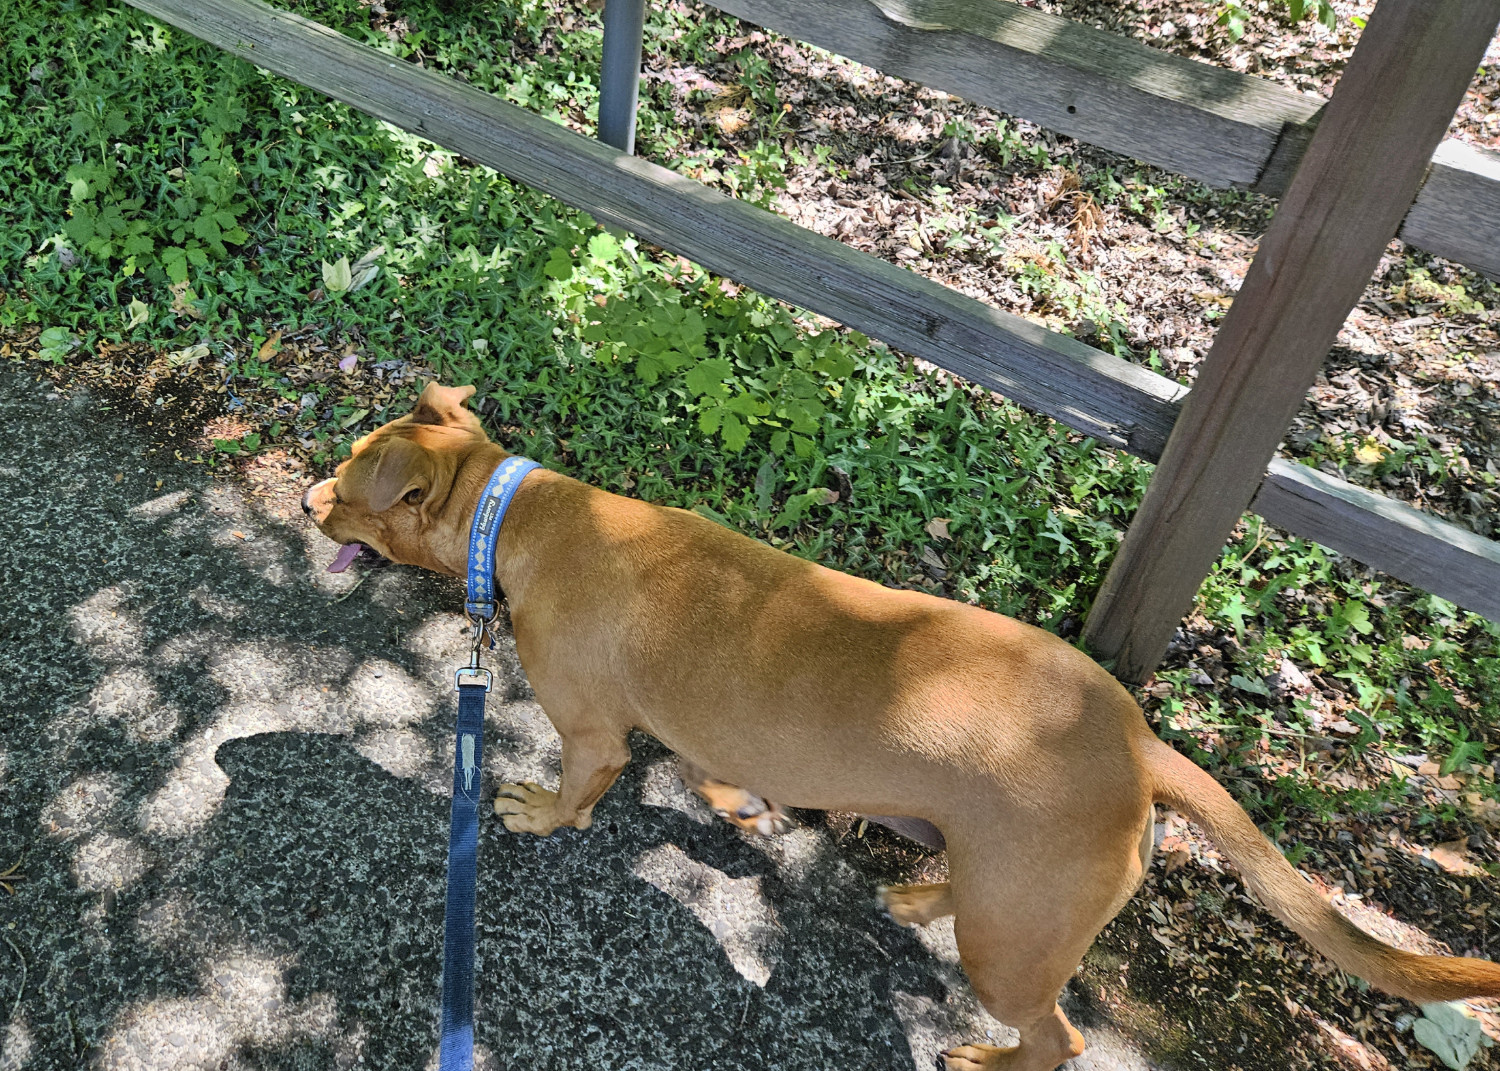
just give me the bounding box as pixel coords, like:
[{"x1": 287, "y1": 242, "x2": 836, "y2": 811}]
[{"x1": 404, "y1": 487, "x2": 423, "y2": 505}]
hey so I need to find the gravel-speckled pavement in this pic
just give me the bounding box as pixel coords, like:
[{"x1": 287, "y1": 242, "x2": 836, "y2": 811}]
[{"x1": 0, "y1": 369, "x2": 1154, "y2": 1070}]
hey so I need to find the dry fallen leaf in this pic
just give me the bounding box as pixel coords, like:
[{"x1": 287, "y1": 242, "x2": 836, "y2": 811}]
[
  {"x1": 258, "y1": 330, "x2": 283, "y2": 361},
  {"x1": 1428, "y1": 839, "x2": 1485, "y2": 877},
  {"x1": 165, "y1": 344, "x2": 209, "y2": 370},
  {"x1": 169, "y1": 280, "x2": 205, "y2": 320},
  {"x1": 925, "y1": 517, "x2": 951, "y2": 541},
  {"x1": 919, "y1": 545, "x2": 947, "y2": 571},
  {"x1": 706, "y1": 84, "x2": 752, "y2": 135}
]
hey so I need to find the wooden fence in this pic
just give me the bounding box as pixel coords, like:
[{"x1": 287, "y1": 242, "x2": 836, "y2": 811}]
[{"x1": 125, "y1": 0, "x2": 1500, "y2": 681}]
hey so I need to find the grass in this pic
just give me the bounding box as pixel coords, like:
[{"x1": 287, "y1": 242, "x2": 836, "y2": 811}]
[{"x1": 5, "y1": 0, "x2": 1500, "y2": 838}]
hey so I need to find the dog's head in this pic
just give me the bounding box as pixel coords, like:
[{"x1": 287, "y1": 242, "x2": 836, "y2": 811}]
[{"x1": 302, "y1": 382, "x2": 499, "y2": 575}]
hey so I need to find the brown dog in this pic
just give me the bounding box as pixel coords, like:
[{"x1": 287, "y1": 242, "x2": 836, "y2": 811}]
[{"x1": 305, "y1": 382, "x2": 1500, "y2": 1071}]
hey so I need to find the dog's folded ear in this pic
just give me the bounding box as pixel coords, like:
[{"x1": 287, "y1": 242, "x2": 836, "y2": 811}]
[
  {"x1": 411, "y1": 382, "x2": 478, "y2": 427},
  {"x1": 368, "y1": 436, "x2": 434, "y2": 512}
]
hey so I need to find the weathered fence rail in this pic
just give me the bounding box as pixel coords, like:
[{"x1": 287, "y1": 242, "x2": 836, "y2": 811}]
[
  {"x1": 1254, "y1": 460, "x2": 1500, "y2": 623},
  {"x1": 124, "y1": 0, "x2": 1500, "y2": 680},
  {"x1": 708, "y1": 0, "x2": 1500, "y2": 279}
]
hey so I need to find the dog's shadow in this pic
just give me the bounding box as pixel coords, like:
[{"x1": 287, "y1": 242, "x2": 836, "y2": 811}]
[{"x1": 206, "y1": 731, "x2": 966, "y2": 1069}]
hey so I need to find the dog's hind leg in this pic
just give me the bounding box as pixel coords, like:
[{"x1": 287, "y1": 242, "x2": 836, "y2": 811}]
[
  {"x1": 937, "y1": 835, "x2": 1144, "y2": 1071},
  {"x1": 941, "y1": 916, "x2": 1089, "y2": 1071},
  {"x1": 495, "y1": 727, "x2": 631, "y2": 836},
  {"x1": 878, "y1": 882, "x2": 954, "y2": 926},
  {"x1": 678, "y1": 758, "x2": 792, "y2": 835}
]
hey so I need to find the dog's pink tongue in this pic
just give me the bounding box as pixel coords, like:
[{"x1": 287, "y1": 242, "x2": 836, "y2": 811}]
[{"x1": 327, "y1": 543, "x2": 362, "y2": 573}]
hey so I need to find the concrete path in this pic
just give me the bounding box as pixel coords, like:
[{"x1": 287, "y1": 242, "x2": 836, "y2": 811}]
[{"x1": 0, "y1": 369, "x2": 1154, "y2": 1070}]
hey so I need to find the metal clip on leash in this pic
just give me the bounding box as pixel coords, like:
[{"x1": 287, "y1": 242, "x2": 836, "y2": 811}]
[{"x1": 454, "y1": 616, "x2": 493, "y2": 693}]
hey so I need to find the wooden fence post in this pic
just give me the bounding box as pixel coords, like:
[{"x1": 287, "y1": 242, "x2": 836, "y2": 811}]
[
  {"x1": 598, "y1": 0, "x2": 647, "y2": 153},
  {"x1": 1083, "y1": 0, "x2": 1500, "y2": 683}
]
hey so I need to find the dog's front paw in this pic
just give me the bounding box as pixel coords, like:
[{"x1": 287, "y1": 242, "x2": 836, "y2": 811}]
[{"x1": 494, "y1": 782, "x2": 564, "y2": 836}]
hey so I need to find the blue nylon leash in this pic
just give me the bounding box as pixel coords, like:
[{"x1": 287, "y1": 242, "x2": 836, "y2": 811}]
[
  {"x1": 439, "y1": 680, "x2": 487, "y2": 1070},
  {"x1": 440, "y1": 454, "x2": 540, "y2": 1071}
]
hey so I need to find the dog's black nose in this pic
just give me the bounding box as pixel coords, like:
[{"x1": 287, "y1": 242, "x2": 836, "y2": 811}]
[{"x1": 301, "y1": 488, "x2": 314, "y2": 516}]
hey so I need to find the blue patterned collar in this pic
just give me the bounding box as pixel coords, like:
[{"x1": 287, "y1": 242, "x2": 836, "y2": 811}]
[{"x1": 465, "y1": 455, "x2": 541, "y2": 621}]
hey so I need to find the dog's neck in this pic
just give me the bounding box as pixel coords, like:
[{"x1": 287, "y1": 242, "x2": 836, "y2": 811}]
[{"x1": 429, "y1": 443, "x2": 512, "y2": 578}]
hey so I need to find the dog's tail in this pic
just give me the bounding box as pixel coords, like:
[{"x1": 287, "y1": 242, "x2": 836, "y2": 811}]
[{"x1": 1146, "y1": 737, "x2": 1500, "y2": 1002}]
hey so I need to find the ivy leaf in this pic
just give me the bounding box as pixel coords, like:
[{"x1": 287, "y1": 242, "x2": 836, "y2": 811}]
[
  {"x1": 1442, "y1": 734, "x2": 1487, "y2": 775},
  {"x1": 772, "y1": 487, "x2": 839, "y2": 532},
  {"x1": 1229, "y1": 674, "x2": 1270, "y2": 697},
  {"x1": 124, "y1": 299, "x2": 149, "y2": 330},
  {"x1": 1218, "y1": 592, "x2": 1253, "y2": 635},
  {"x1": 321, "y1": 256, "x2": 353, "y2": 294},
  {"x1": 1413, "y1": 1002, "x2": 1482, "y2": 1070}
]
